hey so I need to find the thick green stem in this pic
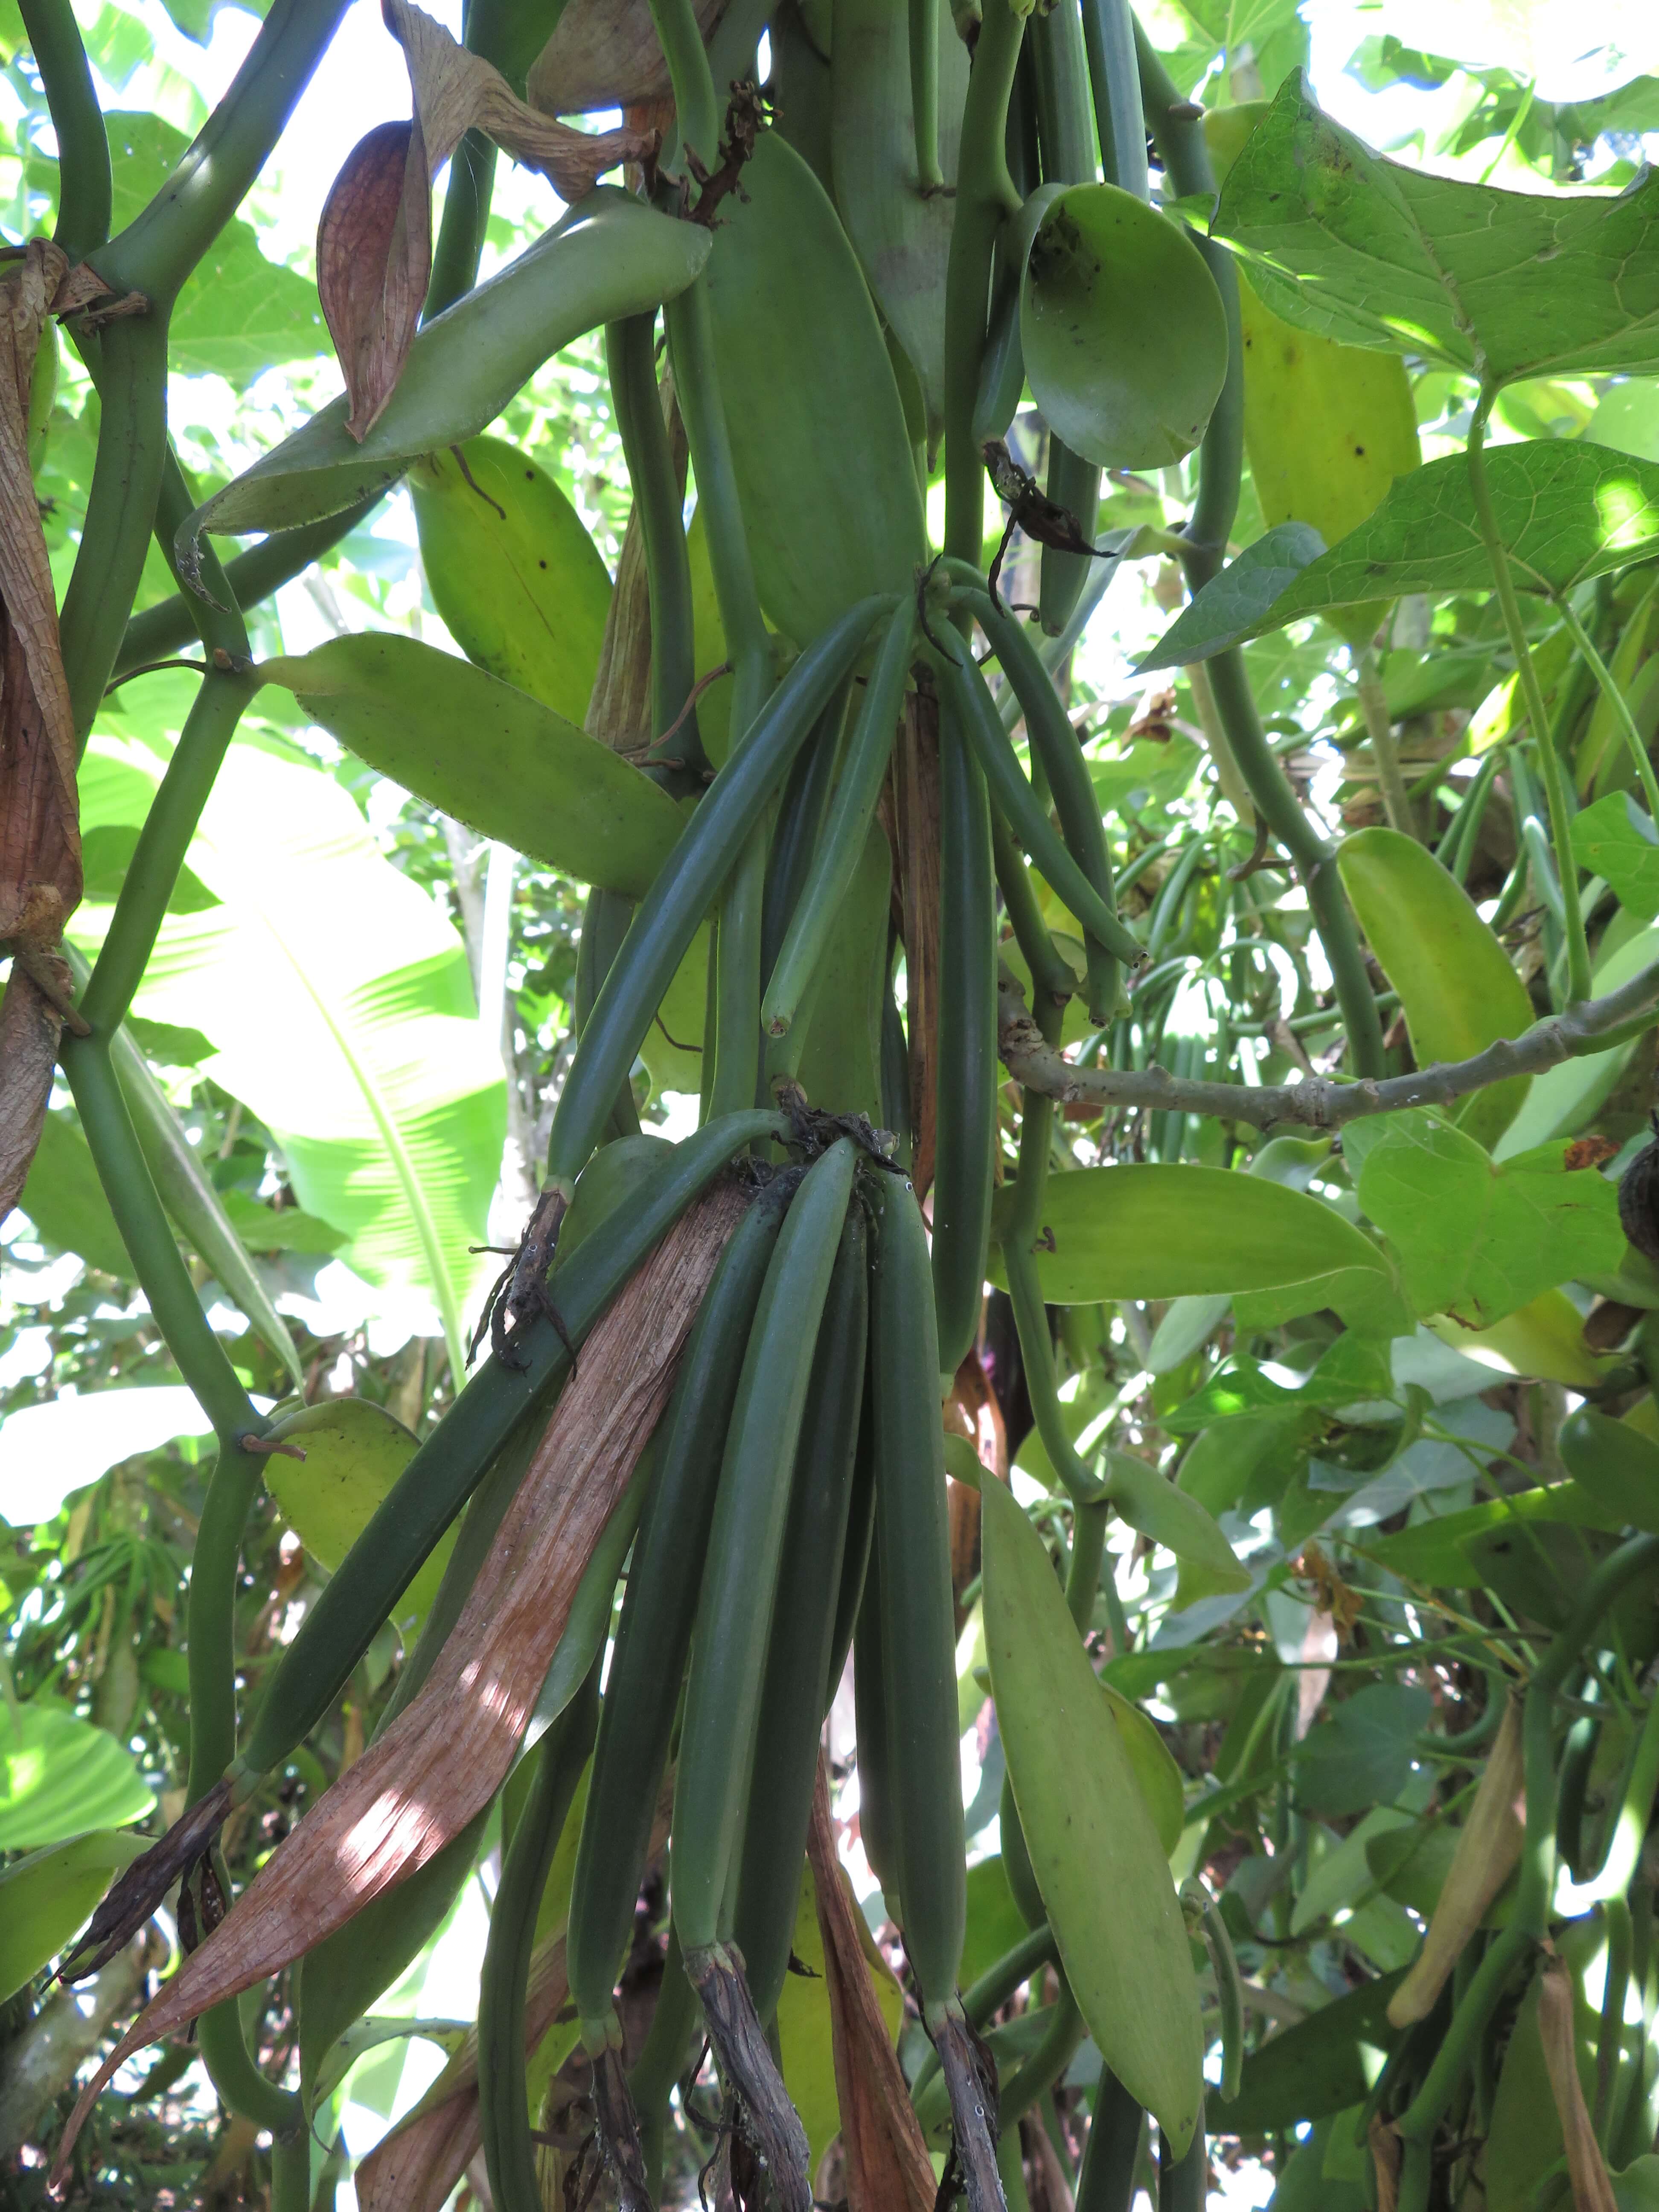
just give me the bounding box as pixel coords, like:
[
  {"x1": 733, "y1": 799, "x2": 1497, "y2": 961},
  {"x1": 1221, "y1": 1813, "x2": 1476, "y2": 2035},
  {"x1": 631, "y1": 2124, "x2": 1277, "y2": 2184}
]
[
  {"x1": 21, "y1": 0, "x2": 111, "y2": 259},
  {"x1": 664, "y1": 275, "x2": 771, "y2": 1116},
  {"x1": 1066, "y1": 1501, "x2": 1108, "y2": 1632},
  {"x1": 1356, "y1": 649, "x2": 1419, "y2": 840},
  {"x1": 606, "y1": 311, "x2": 703, "y2": 776},
  {"x1": 1556, "y1": 594, "x2": 1659, "y2": 822},
  {"x1": 943, "y1": 0, "x2": 1025, "y2": 564},
  {"x1": 1467, "y1": 396, "x2": 1591, "y2": 1003},
  {"x1": 1081, "y1": 0, "x2": 1147, "y2": 198},
  {"x1": 645, "y1": 0, "x2": 719, "y2": 169},
  {"x1": 96, "y1": 0, "x2": 351, "y2": 301},
  {"x1": 911, "y1": 0, "x2": 943, "y2": 189},
  {"x1": 60, "y1": 313, "x2": 170, "y2": 749},
  {"x1": 195, "y1": 2006, "x2": 300, "y2": 2135},
  {"x1": 113, "y1": 493, "x2": 383, "y2": 678},
  {"x1": 424, "y1": 130, "x2": 496, "y2": 318},
  {"x1": 58, "y1": 1041, "x2": 259, "y2": 1445}
]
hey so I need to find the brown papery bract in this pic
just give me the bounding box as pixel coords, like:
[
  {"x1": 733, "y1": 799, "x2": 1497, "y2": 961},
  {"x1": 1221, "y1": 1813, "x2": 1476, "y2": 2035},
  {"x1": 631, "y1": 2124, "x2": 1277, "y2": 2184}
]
[
  {"x1": 319, "y1": 0, "x2": 655, "y2": 441},
  {"x1": 526, "y1": 0, "x2": 728, "y2": 119},
  {"x1": 1538, "y1": 1949, "x2": 1618, "y2": 2212},
  {"x1": 49, "y1": 1180, "x2": 748, "y2": 2192},
  {"x1": 805, "y1": 1758, "x2": 937, "y2": 2212},
  {"x1": 353, "y1": 1774, "x2": 673, "y2": 2212},
  {"x1": 0, "y1": 242, "x2": 86, "y2": 1225}
]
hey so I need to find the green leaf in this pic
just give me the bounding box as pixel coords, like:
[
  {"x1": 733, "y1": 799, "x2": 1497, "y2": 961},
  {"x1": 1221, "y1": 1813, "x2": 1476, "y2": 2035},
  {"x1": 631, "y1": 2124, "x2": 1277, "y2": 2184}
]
[
  {"x1": 51, "y1": 115, "x2": 329, "y2": 381},
  {"x1": 1338, "y1": 826, "x2": 1535, "y2": 1150},
  {"x1": 1292, "y1": 1683, "x2": 1432, "y2": 1817},
  {"x1": 704, "y1": 131, "x2": 928, "y2": 644},
  {"x1": 829, "y1": 0, "x2": 968, "y2": 445},
  {"x1": 0, "y1": 1831, "x2": 151, "y2": 2003},
  {"x1": 1100, "y1": 1450, "x2": 1250, "y2": 1605},
  {"x1": 1573, "y1": 789, "x2": 1659, "y2": 920},
  {"x1": 1352, "y1": 1112, "x2": 1626, "y2": 1329},
  {"x1": 1353, "y1": 1482, "x2": 1622, "y2": 1586},
  {"x1": 73, "y1": 739, "x2": 506, "y2": 1379},
  {"x1": 260, "y1": 634, "x2": 681, "y2": 898},
  {"x1": 1211, "y1": 73, "x2": 1659, "y2": 384},
  {"x1": 981, "y1": 1474, "x2": 1205, "y2": 2153},
  {"x1": 992, "y1": 1164, "x2": 1410, "y2": 1338},
  {"x1": 1222, "y1": 1970, "x2": 1405, "y2": 2135},
  {"x1": 219, "y1": 1190, "x2": 347, "y2": 1254},
  {"x1": 1142, "y1": 442, "x2": 1659, "y2": 667},
  {"x1": 17, "y1": 1111, "x2": 133, "y2": 1279},
  {"x1": 0, "y1": 1703, "x2": 155, "y2": 1851},
  {"x1": 408, "y1": 436, "x2": 613, "y2": 728},
  {"x1": 1020, "y1": 184, "x2": 1229, "y2": 469},
  {"x1": 180, "y1": 190, "x2": 713, "y2": 559}
]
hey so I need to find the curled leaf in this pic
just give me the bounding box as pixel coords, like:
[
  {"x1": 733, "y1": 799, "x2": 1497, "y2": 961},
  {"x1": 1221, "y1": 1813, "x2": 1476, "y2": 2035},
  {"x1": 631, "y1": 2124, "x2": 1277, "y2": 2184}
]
[
  {"x1": 49, "y1": 1178, "x2": 748, "y2": 2186},
  {"x1": 527, "y1": 0, "x2": 728, "y2": 117},
  {"x1": 805, "y1": 1758, "x2": 936, "y2": 2212},
  {"x1": 0, "y1": 241, "x2": 85, "y2": 1225},
  {"x1": 321, "y1": 0, "x2": 657, "y2": 439}
]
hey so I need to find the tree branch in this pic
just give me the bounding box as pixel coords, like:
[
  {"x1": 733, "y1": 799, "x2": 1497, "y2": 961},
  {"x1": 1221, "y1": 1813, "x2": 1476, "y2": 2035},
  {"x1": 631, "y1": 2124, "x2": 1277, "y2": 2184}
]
[{"x1": 997, "y1": 965, "x2": 1659, "y2": 1132}]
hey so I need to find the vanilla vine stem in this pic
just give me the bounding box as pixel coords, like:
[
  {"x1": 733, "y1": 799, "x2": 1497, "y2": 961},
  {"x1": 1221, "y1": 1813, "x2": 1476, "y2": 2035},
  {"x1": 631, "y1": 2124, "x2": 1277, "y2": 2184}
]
[{"x1": 997, "y1": 961, "x2": 1659, "y2": 1131}]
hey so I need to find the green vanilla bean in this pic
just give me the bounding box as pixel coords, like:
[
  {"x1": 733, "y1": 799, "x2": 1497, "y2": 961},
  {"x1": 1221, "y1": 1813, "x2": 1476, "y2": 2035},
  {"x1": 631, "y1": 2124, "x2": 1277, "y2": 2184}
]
[
  {"x1": 1083, "y1": 0, "x2": 1148, "y2": 200},
  {"x1": 992, "y1": 806, "x2": 1078, "y2": 1010},
  {"x1": 21, "y1": 0, "x2": 111, "y2": 259}
]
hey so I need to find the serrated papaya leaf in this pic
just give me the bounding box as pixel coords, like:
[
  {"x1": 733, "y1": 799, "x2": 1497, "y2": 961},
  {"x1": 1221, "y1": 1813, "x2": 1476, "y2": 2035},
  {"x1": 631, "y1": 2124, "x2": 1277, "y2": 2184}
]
[
  {"x1": 49, "y1": 1184, "x2": 748, "y2": 2191},
  {"x1": 1020, "y1": 185, "x2": 1228, "y2": 471},
  {"x1": 1337, "y1": 827, "x2": 1534, "y2": 1150},
  {"x1": 259, "y1": 634, "x2": 680, "y2": 898},
  {"x1": 702, "y1": 132, "x2": 926, "y2": 647},
  {"x1": 804, "y1": 1759, "x2": 934, "y2": 2212},
  {"x1": 177, "y1": 190, "x2": 711, "y2": 573},
  {"x1": 317, "y1": 0, "x2": 653, "y2": 439},
  {"x1": 410, "y1": 437, "x2": 611, "y2": 727},
  {"x1": 1211, "y1": 72, "x2": 1659, "y2": 384},
  {"x1": 982, "y1": 1474, "x2": 1205, "y2": 2153},
  {"x1": 0, "y1": 1831, "x2": 149, "y2": 2003},
  {"x1": 527, "y1": 0, "x2": 727, "y2": 116},
  {"x1": 829, "y1": 0, "x2": 968, "y2": 449},
  {"x1": 1141, "y1": 442, "x2": 1659, "y2": 670},
  {"x1": 990, "y1": 1164, "x2": 1409, "y2": 1339}
]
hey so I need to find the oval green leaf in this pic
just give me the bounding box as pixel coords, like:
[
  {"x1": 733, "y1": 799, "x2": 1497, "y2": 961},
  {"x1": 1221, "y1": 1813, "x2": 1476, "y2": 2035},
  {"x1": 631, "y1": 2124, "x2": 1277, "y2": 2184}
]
[
  {"x1": 704, "y1": 131, "x2": 926, "y2": 645},
  {"x1": 1338, "y1": 827, "x2": 1534, "y2": 1148},
  {"x1": 1101, "y1": 1449, "x2": 1251, "y2": 1605},
  {"x1": 0, "y1": 1830, "x2": 151, "y2": 2003},
  {"x1": 981, "y1": 1473, "x2": 1204, "y2": 2152},
  {"x1": 991, "y1": 1163, "x2": 1408, "y2": 1338},
  {"x1": 1020, "y1": 184, "x2": 1228, "y2": 470},
  {"x1": 410, "y1": 436, "x2": 613, "y2": 727},
  {"x1": 261, "y1": 633, "x2": 681, "y2": 899},
  {"x1": 0, "y1": 1703, "x2": 155, "y2": 1852},
  {"x1": 266, "y1": 1397, "x2": 448, "y2": 1636}
]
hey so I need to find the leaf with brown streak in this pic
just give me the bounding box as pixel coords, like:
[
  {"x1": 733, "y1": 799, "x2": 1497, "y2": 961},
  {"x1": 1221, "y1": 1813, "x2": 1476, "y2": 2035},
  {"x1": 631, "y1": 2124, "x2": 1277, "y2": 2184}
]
[
  {"x1": 49, "y1": 1178, "x2": 749, "y2": 2189},
  {"x1": 0, "y1": 241, "x2": 86, "y2": 1226},
  {"x1": 1538, "y1": 1949, "x2": 1618, "y2": 2212},
  {"x1": 805, "y1": 1758, "x2": 936, "y2": 2212},
  {"x1": 320, "y1": 0, "x2": 657, "y2": 440},
  {"x1": 946, "y1": 1350, "x2": 1007, "y2": 1632}
]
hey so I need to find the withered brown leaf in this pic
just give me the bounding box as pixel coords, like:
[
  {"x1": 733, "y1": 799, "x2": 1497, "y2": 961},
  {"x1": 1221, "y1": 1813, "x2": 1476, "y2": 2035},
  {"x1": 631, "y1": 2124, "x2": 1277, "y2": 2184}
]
[
  {"x1": 321, "y1": 0, "x2": 657, "y2": 440},
  {"x1": 1, "y1": 241, "x2": 84, "y2": 1225},
  {"x1": 50, "y1": 1179, "x2": 748, "y2": 2189},
  {"x1": 805, "y1": 1759, "x2": 936, "y2": 2212},
  {"x1": 526, "y1": 0, "x2": 729, "y2": 118}
]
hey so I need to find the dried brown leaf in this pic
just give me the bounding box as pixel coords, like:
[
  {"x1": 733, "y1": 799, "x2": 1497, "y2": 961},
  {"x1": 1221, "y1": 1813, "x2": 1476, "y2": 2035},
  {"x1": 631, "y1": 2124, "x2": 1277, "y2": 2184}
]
[
  {"x1": 527, "y1": 0, "x2": 728, "y2": 118},
  {"x1": 322, "y1": 0, "x2": 656, "y2": 440},
  {"x1": 1539, "y1": 1951, "x2": 1618, "y2": 2212},
  {"x1": 1367, "y1": 2113, "x2": 1400, "y2": 2212},
  {"x1": 50, "y1": 1180, "x2": 748, "y2": 2187},
  {"x1": 316, "y1": 120, "x2": 428, "y2": 447},
  {"x1": 806, "y1": 1759, "x2": 936, "y2": 2212},
  {"x1": 1, "y1": 241, "x2": 84, "y2": 1227},
  {"x1": 354, "y1": 1773, "x2": 674, "y2": 2212}
]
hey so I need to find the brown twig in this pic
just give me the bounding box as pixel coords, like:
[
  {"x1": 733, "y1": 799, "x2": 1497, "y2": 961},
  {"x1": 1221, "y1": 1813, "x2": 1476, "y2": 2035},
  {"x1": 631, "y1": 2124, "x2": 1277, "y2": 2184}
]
[{"x1": 996, "y1": 962, "x2": 1659, "y2": 1131}]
